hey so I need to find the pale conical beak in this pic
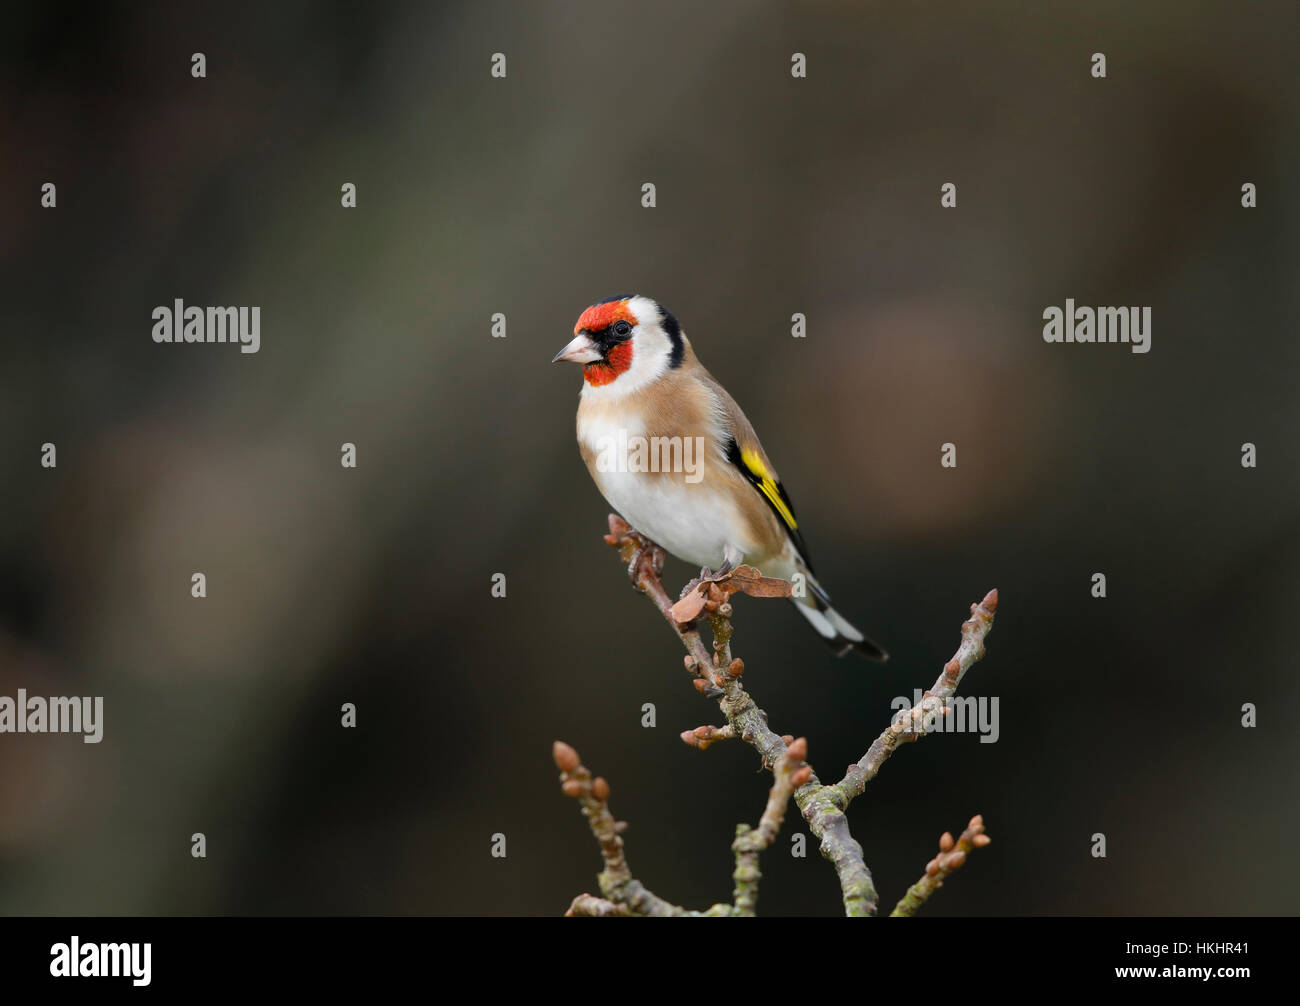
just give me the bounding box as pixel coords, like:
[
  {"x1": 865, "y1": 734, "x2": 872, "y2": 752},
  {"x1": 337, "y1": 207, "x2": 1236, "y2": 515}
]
[{"x1": 552, "y1": 333, "x2": 602, "y2": 364}]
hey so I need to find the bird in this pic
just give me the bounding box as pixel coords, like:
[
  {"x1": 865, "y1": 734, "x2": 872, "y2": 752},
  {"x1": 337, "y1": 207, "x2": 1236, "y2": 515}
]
[{"x1": 552, "y1": 294, "x2": 887, "y2": 660}]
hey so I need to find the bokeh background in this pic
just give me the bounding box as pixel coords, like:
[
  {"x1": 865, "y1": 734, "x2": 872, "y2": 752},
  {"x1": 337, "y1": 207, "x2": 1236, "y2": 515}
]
[{"x1": 1, "y1": 0, "x2": 1297, "y2": 916}]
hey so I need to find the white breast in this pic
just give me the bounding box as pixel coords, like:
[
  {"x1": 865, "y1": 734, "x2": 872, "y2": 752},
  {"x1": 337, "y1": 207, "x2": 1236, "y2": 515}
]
[{"x1": 578, "y1": 409, "x2": 751, "y2": 569}]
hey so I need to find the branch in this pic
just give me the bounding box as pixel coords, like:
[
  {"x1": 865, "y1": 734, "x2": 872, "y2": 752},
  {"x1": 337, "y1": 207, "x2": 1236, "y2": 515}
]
[
  {"x1": 604, "y1": 516, "x2": 790, "y2": 773},
  {"x1": 830, "y1": 588, "x2": 999, "y2": 808},
  {"x1": 608, "y1": 517, "x2": 884, "y2": 914},
  {"x1": 732, "y1": 737, "x2": 811, "y2": 916},
  {"x1": 890, "y1": 815, "x2": 992, "y2": 917},
  {"x1": 680, "y1": 723, "x2": 736, "y2": 750},
  {"x1": 554, "y1": 737, "x2": 808, "y2": 917},
  {"x1": 566, "y1": 894, "x2": 630, "y2": 917},
  {"x1": 557, "y1": 515, "x2": 1000, "y2": 917},
  {"x1": 552, "y1": 740, "x2": 730, "y2": 916}
]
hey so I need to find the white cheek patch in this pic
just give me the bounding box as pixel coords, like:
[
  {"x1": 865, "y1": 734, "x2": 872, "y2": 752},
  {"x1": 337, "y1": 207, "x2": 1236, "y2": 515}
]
[{"x1": 581, "y1": 323, "x2": 672, "y2": 401}]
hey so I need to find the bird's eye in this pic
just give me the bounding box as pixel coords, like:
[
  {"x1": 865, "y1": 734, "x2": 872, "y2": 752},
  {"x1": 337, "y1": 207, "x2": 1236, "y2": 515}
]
[{"x1": 612, "y1": 321, "x2": 632, "y2": 338}]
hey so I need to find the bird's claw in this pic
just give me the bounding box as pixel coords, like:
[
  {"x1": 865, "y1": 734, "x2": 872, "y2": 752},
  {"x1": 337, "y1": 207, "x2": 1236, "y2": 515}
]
[
  {"x1": 696, "y1": 561, "x2": 736, "y2": 588},
  {"x1": 678, "y1": 564, "x2": 732, "y2": 601},
  {"x1": 624, "y1": 531, "x2": 665, "y2": 586}
]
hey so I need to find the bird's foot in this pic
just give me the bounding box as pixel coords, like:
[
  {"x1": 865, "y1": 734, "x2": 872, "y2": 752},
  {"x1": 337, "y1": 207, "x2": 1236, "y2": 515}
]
[
  {"x1": 680, "y1": 561, "x2": 733, "y2": 600},
  {"x1": 624, "y1": 531, "x2": 665, "y2": 587},
  {"x1": 696, "y1": 558, "x2": 736, "y2": 587},
  {"x1": 603, "y1": 515, "x2": 665, "y2": 589}
]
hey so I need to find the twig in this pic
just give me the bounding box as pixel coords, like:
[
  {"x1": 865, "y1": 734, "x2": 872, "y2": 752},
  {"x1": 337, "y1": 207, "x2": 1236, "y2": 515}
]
[
  {"x1": 552, "y1": 740, "x2": 730, "y2": 916},
  {"x1": 680, "y1": 723, "x2": 737, "y2": 750},
  {"x1": 890, "y1": 815, "x2": 992, "y2": 917},
  {"x1": 732, "y1": 738, "x2": 811, "y2": 916},
  {"x1": 833, "y1": 590, "x2": 999, "y2": 807},
  {"x1": 566, "y1": 894, "x2": 630, "y2": 917}
]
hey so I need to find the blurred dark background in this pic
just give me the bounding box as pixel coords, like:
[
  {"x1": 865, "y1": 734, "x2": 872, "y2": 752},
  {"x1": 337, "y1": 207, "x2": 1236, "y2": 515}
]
[{"x1": 1, "y1": 1, "x2": 1297, "y2": 915}]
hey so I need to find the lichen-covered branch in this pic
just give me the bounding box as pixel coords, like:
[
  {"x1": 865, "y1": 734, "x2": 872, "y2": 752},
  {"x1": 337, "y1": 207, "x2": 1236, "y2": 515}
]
[
  {"x1": 555, "y1": 515, "x2": 1000, "y2": 917},
  {"x1": 605, "y1": 516, "x2": 790, "y2": 773},
  {"x1": 732, "y1": 737, "x2": 810, "y2": 916},
  {"x1": 890, "y1": 815, "x2": 992, "y2": 917},
  {"x1": 604, "y1": 516, "x2": 880, "y2": 911},
  {"x1": 565, "y1": 894, "x2": 630, "y2": 917},
  {"x1": 554, "y1": 738, "x2": 806, "y2": 917}
]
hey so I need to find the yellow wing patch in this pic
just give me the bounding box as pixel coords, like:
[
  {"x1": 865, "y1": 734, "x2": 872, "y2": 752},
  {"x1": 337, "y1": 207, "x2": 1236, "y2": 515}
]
[{"x1": 740, "y1": 448, "x2": 797, "y2": 530}]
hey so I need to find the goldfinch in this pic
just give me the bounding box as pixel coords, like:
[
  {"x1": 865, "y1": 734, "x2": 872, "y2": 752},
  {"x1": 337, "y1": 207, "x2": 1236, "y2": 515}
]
[{"x1": 553, "y1": 294, "x2": 887, "y2": 660}]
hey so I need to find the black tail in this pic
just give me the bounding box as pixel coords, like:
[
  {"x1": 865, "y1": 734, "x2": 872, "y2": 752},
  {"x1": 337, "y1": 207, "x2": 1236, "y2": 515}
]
[{"x1": 791, "y1": 594, "x2": 889, "y2": 661}]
